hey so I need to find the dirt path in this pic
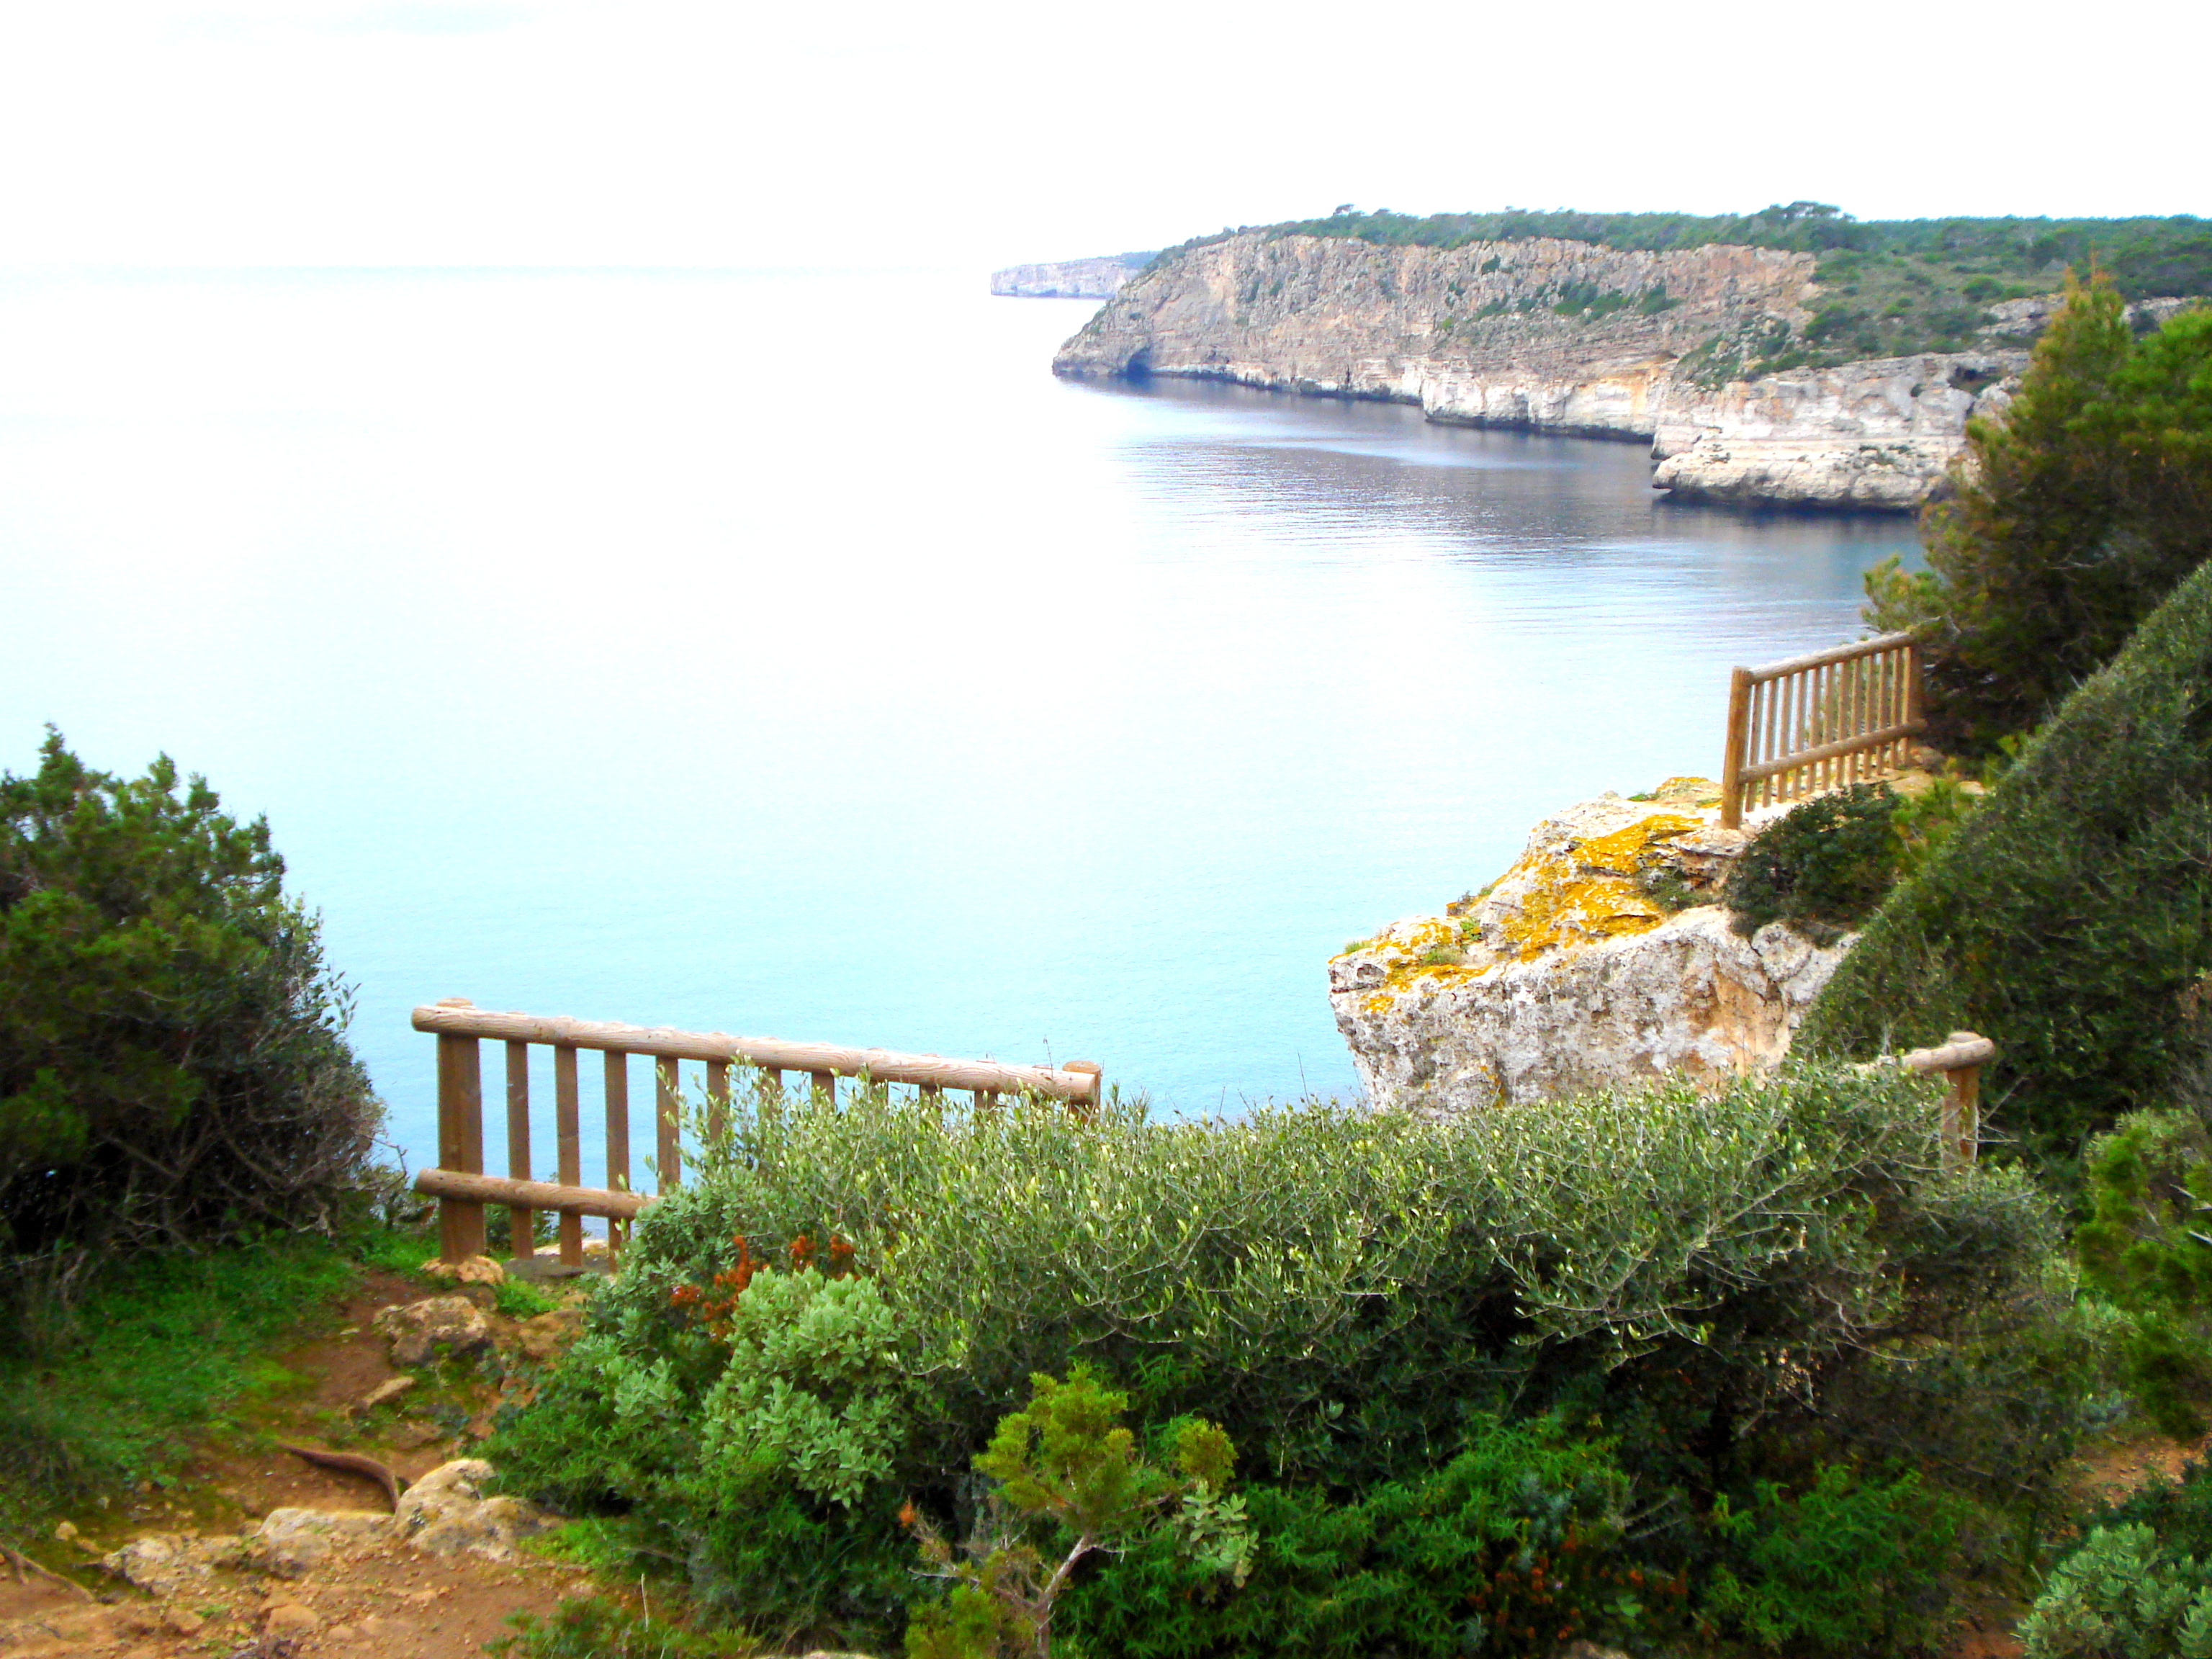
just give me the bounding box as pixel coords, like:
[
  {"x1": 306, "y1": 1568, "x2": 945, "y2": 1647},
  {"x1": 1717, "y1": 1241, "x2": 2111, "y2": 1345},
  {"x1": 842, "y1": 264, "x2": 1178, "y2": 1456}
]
[{"x1": 0, "y1": 1268, "x2": 596, "y2": 1658}]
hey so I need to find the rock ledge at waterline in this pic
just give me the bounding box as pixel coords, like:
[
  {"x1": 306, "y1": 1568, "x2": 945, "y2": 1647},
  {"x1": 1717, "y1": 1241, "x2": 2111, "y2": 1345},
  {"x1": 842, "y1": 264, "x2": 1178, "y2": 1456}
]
[
  {"x1": 1328, "y1": 781, "x2": 1849, "y2": 1113},
  {"x1": 1053, "y1": 235, "x2": 2197, "y2": 509}
]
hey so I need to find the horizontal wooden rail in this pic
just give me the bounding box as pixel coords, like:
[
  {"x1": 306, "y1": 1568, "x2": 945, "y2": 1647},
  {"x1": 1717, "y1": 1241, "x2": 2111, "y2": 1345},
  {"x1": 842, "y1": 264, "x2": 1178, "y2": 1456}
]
[
  {"x1": 1721, "y1": 631, "x2": 1923, "y2": 830},
  {"x1": 415, "y1": 1166, "x2": 653, "y2": 1220},
  {"x1": 411, "y1": 1004, "x2": 1104, "y2": 1106},
  {"x1": 417, "y1": 999, "x2": 1105, "y2": 1268}
]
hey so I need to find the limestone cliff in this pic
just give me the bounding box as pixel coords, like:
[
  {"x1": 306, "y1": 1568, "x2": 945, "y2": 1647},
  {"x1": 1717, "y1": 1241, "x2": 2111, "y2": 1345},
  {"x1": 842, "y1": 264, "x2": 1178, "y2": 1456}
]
[
  {"x1": 991, "y1": 256, "x2": 1148, "y2": 299},
  {"x1": 1053, "y1": 231, "x2": 2051, "y2": 510},
  {"x1": 1328, "y1": 780, "x2": 1848, "y2": 1112}
]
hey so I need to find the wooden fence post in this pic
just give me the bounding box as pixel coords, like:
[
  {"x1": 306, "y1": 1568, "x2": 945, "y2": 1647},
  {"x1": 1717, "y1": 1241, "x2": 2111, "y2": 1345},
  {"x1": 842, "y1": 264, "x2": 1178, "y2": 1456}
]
[
  {"x1": 1064, "y1": 1061, "x2": 1103, "y2": 1121},
  {"x1": 1940, "y1": 1030, "x2": 1982, "y2": 1170},
  {"x1": 1719, "y1": 665, "x2": 1753, "y2": 830},
  {"x1": 434, "y1": 999, "x2": 485, "y2": 1264}
]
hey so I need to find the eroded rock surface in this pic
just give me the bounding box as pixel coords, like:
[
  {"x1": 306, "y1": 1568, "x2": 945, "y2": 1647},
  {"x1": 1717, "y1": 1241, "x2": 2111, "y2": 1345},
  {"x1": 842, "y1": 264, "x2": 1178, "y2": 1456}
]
[
  {"x1": 1330, "y1": 781, "x2": 1850, "y2": 1112},
  {"x1": 1053, "y1": 232, "x2": 2191, "y2": 509}
]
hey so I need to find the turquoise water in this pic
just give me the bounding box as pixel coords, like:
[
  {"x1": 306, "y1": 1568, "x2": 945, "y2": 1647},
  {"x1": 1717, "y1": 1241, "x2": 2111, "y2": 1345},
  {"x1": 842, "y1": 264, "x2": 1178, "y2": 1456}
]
[{"x1": 0, "y1": 265, "x2": 1918, "y2": 1172}]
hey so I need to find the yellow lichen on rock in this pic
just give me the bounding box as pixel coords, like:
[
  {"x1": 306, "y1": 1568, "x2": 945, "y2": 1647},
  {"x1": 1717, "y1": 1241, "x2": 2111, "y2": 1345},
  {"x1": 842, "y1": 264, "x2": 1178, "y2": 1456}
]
[
  {"x1": 1578, "y1": 812, "x2": 1701, "y2": 873},
  {"x1": 1485, "y1": 810, "x2": 1704, "y2": 960}
]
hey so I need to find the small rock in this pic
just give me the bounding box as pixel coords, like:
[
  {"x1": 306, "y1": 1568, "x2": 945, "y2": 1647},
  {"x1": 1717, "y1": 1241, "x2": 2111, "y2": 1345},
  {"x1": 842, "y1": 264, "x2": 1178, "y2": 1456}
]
[
  {"x1": 356, "y1": 1375, "x2": 417, "y2": 1412},
  {"x1": 326, "y1": 1622, "x2": 359, "y2": 1640},
  {"x1": 52, "y1": 1519, "x2": 78, "y2": 1542},
  {"x1": 373, "y1": 1295, "x2": 493, "y2": 1366},
  {"x1": 264, "y1": 1600, "x2": 320, "y2": 1634},
  {"x1": 163, "y1": 1606, "x2": 206, "y2": 1637}
]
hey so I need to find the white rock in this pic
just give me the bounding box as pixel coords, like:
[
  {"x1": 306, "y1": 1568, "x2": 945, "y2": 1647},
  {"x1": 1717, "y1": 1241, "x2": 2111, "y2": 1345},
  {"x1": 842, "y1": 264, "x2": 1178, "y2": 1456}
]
[{"x1": 1329, "y1": 784, "x2": 1849, "y2": 1113}]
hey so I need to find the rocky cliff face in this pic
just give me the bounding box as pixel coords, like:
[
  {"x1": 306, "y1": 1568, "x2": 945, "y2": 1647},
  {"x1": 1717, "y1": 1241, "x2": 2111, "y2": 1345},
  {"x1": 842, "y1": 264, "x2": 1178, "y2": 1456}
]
[
  {"x1": 1053, "y1": 232, "x2": 2041, "y2": 509},
  {"x1": 991, "y1": 256, "x2": 1146, "y2": 299},
  {"x1": 1328, "y1": 781, "x2": 1849, "y2": 1112}
]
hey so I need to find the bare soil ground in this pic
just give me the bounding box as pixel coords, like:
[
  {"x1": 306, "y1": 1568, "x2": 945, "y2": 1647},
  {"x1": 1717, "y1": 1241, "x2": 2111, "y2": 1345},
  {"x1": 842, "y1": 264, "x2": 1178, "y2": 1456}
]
[{"x1": 0, "y1": 1268, "x2": 597, "y2": 1659}]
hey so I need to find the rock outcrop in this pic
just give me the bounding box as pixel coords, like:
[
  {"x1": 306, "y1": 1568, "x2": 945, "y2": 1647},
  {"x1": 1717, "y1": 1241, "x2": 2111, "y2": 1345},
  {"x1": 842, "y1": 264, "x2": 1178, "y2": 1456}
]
[
  {"x1": 1329, "y1": 781, "x2": 1851, "y2": 1113},
  {"x1": 992, "y1": 256, "x2": 1148, "y2": 298},
  {"x1": 1053, "y1": 231, "x2": 2077, "y2": 509}
]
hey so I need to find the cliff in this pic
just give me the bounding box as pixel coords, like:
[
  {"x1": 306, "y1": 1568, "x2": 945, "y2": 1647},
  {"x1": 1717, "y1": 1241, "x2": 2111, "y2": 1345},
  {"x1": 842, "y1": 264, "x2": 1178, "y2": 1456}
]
[
  {"x1": 1328, "y1": 780, "x2": 1849, "y2": 1111},
  {"x1": 1053, "y1": 232, "x2": 2050, "y2": 509},
  {"x1": 990, "y1": 256, "x2": 1149, "y2": 299}
]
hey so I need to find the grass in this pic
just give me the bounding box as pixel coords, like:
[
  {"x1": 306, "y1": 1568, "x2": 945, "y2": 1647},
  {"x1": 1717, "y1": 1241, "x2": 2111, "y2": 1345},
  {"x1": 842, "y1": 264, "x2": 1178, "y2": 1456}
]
[{"x1": 0, "y1": 1233, "x2": 361, "y2": 1534}]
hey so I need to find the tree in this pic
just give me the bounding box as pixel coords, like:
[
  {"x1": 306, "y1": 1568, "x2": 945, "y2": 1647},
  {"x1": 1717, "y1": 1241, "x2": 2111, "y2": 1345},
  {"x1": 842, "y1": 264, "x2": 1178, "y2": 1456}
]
[
  {"x1": 1864, "y1": 274, "x2": 2212, "y2": 757},
  {"x1": 1, "y1": 730, "x2": 380, "y2": 1326}
]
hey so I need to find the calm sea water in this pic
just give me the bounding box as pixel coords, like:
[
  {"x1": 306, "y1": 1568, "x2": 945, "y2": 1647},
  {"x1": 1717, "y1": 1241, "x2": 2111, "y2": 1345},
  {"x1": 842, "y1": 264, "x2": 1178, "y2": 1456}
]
[{"x1": 0, "y1": 265, "x2": 1918, "y2": 1177}]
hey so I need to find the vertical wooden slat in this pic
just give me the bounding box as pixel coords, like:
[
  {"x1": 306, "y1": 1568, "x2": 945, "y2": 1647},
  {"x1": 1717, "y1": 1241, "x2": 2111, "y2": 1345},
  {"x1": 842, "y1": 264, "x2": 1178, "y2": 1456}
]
[
  {"x1": 975, "y1": 1089, "x2": 999, "y2": 1114},
  {"x1": 706, "y1": 1059, "x2": 730, "y2": 1150},
  {"x1": 554, "y1": 1043, "x2": 583, "y2": 1268},
  {"x1": 605, "y1": 1051, "x2": 630, "y2": 1263},
  {"x1": 436, "y1": 1030, "x2": 486, "y2": 1264},
  {"x1": 1719, "y1": 665, "x2": 1753, "y2": 830},
  {"x1": 656, "y1": 1056, "x2": 682, "y2": 1192},
  {"x1": 505, "y1": 1039, "x2": 534, "y2": 1262},
  {"x1": 810, "y1": 1070, "x2": 836, "y2": 1105}
]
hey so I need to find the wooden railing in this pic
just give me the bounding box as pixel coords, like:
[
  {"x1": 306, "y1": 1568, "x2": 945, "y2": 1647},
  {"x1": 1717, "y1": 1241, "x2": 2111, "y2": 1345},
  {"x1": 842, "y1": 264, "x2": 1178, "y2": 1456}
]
[
  {"x1": 1891, "y1": 1030, "x2": 1994, "y2": 1170},
  {"x1": 410, "y1": 998, "x2": 1105, "y2": 1269},
  {"x1": 1719, "y1": 632, "x2": 1923, "y2": 829}
]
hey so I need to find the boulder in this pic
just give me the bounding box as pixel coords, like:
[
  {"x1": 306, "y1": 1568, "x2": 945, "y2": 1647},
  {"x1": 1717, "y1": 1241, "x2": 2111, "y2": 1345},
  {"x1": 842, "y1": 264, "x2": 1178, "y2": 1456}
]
[
  {"x1": 374, "y1": 1295, "x2": 493, "y2": 1366},
  {"x1": 97, "y1": 1531, "x2": 249, "y2": 1596},
  {"x1": 395, "y1": 1459, "x2": 558, "y2": 1560},
  {"x1": 1330, "y1": 781, "x2": 1850, "y2": 1112},
  {"x1": 251, "y1": 1506, "x2": 395, "y2": 1575}
]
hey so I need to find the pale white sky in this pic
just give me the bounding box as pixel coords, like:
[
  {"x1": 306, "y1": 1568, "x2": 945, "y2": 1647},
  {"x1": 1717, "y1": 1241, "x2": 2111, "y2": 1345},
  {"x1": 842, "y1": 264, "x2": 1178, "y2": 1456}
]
[{"x1": 0, "y1": 0, "x2": 2198, "y2": 270}]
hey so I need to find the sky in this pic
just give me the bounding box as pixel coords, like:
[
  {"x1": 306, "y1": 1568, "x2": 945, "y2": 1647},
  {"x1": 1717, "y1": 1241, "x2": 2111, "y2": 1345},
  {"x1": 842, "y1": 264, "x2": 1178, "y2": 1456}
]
[{"x1": 0, "y1": 0, "x2": 2200, "y2": 271}]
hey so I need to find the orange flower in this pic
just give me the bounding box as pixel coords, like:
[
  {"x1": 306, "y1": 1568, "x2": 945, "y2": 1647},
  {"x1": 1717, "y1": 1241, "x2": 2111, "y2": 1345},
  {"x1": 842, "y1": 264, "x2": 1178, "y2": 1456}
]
[{"x1": 897, "y1": 1501, "x2": 918, "y2": 1529}]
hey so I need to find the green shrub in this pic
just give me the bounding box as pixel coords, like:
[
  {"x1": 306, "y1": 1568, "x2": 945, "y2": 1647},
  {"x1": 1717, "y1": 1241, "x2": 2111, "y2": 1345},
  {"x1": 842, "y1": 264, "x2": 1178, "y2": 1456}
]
[
  {"x1": 1064, "y1": 1413, "x2": 1648, "y2": 1659},
  {"x1": 0, "y1": 730, "x2": 379, "y2": 1337},
  {"x1": 1705, "y1": 1464, "x2": 1966, "y2": 1654},
  {"x1": 1864, "y1": 281, "x2": 2212, "y2": 757},
  {"x1": 2020, "y1": 1522, "x2": 2212, "y2": 1659},
  {"x1": 2095, "y1": 1459, "x2": 2212, "y2": 1560},
  {"x1": 1802, "y1": 555, "x2": 2212, "y2": 1169},
  {"x1": 1724, "y1": 782, "x2": 1981, "y2": 945},
  {"x1": 1725, "y1": 784, "x2": 1905, "y2": 942},
  {"x1": 492, "y1": 1067, "x2": 2056, "y2": 1642},
  {"x1": 2076, "y1": 1111, "x2": 2212, "y2": 1436},
  {"x1": 905, "y1": 1369, "x2": 1249, "y2": 1659}
]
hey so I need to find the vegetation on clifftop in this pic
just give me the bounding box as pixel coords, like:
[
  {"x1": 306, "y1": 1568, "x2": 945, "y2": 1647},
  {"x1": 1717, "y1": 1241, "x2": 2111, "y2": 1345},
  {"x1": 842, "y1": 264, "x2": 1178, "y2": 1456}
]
[
  {"x1": 1174, "y1": 201, "x2": 2212, "y2": 300},
  {"x1": 1141, "y1": 201, "x2": 2212, "y2": 374}
]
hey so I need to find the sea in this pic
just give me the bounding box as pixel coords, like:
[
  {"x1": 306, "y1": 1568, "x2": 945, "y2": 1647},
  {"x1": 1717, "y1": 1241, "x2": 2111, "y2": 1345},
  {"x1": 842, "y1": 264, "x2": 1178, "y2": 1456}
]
[{"x1": 0, "y1": 264, "x2": 1920, "y2": 1179}]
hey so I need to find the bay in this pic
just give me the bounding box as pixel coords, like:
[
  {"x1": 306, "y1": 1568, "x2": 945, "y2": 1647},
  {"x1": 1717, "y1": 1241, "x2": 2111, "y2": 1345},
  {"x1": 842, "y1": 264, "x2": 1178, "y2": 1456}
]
[{"x1": 0, "y1": 264, "x2": 1917, "y2": 1175}]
